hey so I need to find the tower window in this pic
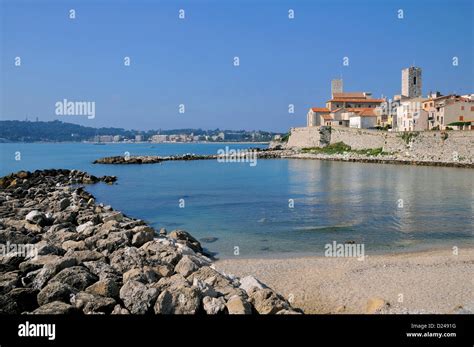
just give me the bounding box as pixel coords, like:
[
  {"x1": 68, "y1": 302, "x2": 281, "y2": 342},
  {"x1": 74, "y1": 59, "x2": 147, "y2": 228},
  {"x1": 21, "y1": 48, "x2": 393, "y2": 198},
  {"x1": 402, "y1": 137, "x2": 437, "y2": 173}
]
[{"x1": 413, "y1": 76, "x2": 417, "y2": 85}]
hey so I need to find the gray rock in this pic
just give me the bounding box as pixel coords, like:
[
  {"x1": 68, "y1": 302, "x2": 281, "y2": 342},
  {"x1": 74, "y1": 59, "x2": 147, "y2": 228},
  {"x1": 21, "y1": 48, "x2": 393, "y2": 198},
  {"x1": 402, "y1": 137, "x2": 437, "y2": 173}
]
[
  {"x1": 61, "y1": 240, "x2": 86, "y2": 251},
  {"x1": 119, "y1": 280, "x2": 159, "y2": 314},
  {"x1": 0, "y1": 252, "x2": 24, "y2": 272},
  {"x1": 239, "y1": 275, "x2": 267, "y2": 294},
  {"x1": 203, "y1": 296, "x2": 226, "y2": 314},
  {"x1": 111, "y1": 304, "x2": 130, "y2": 314},
  {"x1": 192, "y1": 278, "x2": 218, "y2": 298},
  {"x1": 85, "y1": 279, "x2": 120, "y2": 299},
  {"x1": 6, "y1": 287, "x2": 39, "y2": 312},
  {"x1": 96, "y1": 231, "x2": 130, "y2": 253},
  {"x1": 71, "y1": 291, "x2": 116, "y2": 314},
  {"x1": 123, "y1": 268, "x2": 146, "y2": 284},
  {"x1": 32, "y1": 301, "x2": 77, "y2": 314},
  {"x1": 174, "y1": 255, "x2": 199, "y2": 277},
  {"x1": 58, "y1": 198, "x2": 70, "y2": 211},
  {"x1": 226, "y1": 295, "x2": 252, "y2": 314},
  {"x1": 35, "y1": 242, "x2": 65, "y2": 257},
  {"x1": 83, "y1": 261, "x2": 121, "y2": 282},
  {"x1": 102, "y1": 211, "x2": 123, "y2": 223},
  {"x1": 154, "y1": 287, "x2": 201, "y2": 314},
  {"x1": 109, "y1": 247, "x2": 144, "y2": 274},
  {"x1": 248, "y1": 288, "x2": 289, "y2": 314},
  {"x1": 131, "y1": 228, "x2": 155, "y2": 247},
  {"x1": 25, "y1": 210, "x2": 46, "y2": 225},
  {"x1": 76, "y1": 221, "x2": 95, "y2": 234},
  {"x1": 66, "y1": 250, "x2": 105, "y2": 264},
  {"x1": 187, "y1": 266, "x2": 234, "y2": 296},
  {"x1": 0, "y1": 271, "x2": 20, "y2": 294},
  {"x1": 153, "y1": 274, "x2": 189, "y2": 292},
  {"x1": 169, "y1": 230, "x2": 203, "y2": 253},
  {"x1": 37, "y1": 281, "x2": 77, "y2": 306},
  {"x1": 50, "y1": 266, "x2": 98, "y2": 291}
]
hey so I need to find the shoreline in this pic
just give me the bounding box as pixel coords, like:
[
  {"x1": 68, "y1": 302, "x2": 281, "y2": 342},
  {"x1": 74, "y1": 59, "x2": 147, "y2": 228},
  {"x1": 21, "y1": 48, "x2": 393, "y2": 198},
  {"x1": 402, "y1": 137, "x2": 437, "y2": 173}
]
[
  {"x1": 0, "y1": 170, "x2": 298, "y2": 315},
  {"x1": 283, "y1": 152, "x2": 474, "y2": 169},
  {"x1": 216, "y1": 247, "x2": 474, "y2": 314},
  {"x1": 92, "y1": 147, "x2": 474, "y2": 168}
]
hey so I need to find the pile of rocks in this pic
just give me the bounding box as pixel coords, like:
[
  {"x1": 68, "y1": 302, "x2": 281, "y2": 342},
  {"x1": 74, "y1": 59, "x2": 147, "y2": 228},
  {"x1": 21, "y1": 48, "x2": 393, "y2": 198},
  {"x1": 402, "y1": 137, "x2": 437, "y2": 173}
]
[
  {"x1": 93, "y1": 149, "x2": 287, "y2": 165},
  {"x1": 93, "y1": 154, "x2": 217, "y2": 164},
  {"x1": 0, "y1": 169, "x2": 300, "y2": 315}
]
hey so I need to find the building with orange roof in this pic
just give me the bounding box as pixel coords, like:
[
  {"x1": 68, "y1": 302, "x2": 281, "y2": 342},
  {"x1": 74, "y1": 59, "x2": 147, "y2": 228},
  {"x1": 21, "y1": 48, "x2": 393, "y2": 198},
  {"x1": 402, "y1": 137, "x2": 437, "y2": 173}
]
[{"x1": 422, "y1": 94, "x2": 474, "y2": 130}]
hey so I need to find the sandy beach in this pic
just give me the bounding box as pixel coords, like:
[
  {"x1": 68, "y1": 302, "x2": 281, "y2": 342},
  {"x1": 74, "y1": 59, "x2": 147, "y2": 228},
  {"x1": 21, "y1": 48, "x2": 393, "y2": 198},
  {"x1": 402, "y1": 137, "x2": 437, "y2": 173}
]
[{"x1": 216, "y1": 247, "x2": 474, "y2": 314}]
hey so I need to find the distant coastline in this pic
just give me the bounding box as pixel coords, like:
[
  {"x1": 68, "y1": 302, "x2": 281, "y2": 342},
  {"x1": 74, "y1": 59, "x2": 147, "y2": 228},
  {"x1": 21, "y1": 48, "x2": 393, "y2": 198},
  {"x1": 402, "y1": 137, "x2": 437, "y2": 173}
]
[{"x1": 0, "y1": 120, "x2": 282, "y2": 143}]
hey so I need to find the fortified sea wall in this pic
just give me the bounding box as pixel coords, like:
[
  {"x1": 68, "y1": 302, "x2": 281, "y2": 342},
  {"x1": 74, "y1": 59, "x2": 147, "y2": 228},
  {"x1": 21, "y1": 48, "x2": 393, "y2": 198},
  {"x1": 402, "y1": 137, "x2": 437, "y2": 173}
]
[{"x1": 286, "y1": 126, "x2": 474, "y2": 163}]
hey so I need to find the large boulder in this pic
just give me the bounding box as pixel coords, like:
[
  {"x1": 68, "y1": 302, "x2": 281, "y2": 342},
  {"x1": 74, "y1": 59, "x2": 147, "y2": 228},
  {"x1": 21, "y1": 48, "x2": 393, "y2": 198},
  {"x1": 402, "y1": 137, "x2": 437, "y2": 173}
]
[
  {"x1": 239, "y1": 275, "x2": 267, "y2": 294},
  {"x1": 95, "y1": 231, "x2": 130, "y2": 253},
  {"x1": 49, "y1": 266, "x2": 98, "y2": 291},
  {"x1": 83, "y1": 261, "x2": 121, "y2": 283},
  {"x1": 6, "y1": 288, "x2": 39, "y2": 312},
  {"x1": 85, "y1": 279, "x2": 119, "y2": 299},
  {"x1": 247, "y1": 288, "x2": 289, "y2": 314},
  {"x1": 71, "y1": 291, "x2": 116, "y2": 314},
  {"x1": 131, "y1": 226, "x2": 155, "y2": 247},
  {"x1": 203, "y1": 296, "x2": 226, "y2": 314},
  {"x1": 154, "y1": 286, "x2": 201, "y2": 314},
  {"x1": 37, "y1": 282, "x2": 77, "y2": 306},
  {"x1": 226, "y1": 295, "x2": 252, "y2": 314},
  {"x1": 174, "y1": 255, "x2": 199, "y2": 277},
  {"x1": 0, "y1": 271, "x2": 20, "y2": 294},
  {"x1": 109, "y1": 247, "x2": 144, "y2": 274},
  {"x1": 32, "y1": 301, "x2": 78, "y2": 314},
  {"x1": 25, "y1": 210, "x2": 47, "y2": 226},
  {"x1": 169, "y1": 230, "x2": 203, "y2": 253},
  {"x1": 119, "y1": 280, "x2": 159, "y2": 314}
]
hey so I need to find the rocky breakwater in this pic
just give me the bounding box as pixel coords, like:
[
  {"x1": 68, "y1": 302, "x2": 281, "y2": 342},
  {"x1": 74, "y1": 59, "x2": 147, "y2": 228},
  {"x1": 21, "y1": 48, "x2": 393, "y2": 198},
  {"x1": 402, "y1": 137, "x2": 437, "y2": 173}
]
[
  {"x1": 93, "y1": 153, "x2": 218, "y2": 164},
  {"x1": 93, "y1": 148, "x2": 286, "y2": 165},
  {"x1": 0, "y1": 169, "x2": 300, "y2": 315}
]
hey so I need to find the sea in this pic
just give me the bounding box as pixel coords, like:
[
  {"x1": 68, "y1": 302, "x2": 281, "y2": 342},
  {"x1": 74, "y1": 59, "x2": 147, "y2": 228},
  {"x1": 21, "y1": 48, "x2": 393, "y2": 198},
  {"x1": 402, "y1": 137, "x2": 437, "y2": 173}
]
[{"x1": 1, "y1": 142, "x2": 473, "y2": 258}]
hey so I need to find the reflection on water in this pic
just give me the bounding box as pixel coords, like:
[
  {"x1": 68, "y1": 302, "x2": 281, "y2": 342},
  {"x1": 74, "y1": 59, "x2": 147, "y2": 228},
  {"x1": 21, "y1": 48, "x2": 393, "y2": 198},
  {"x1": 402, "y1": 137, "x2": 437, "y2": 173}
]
[{"x1": 1, "y1": 143, "x2": 473, "y2": 258}]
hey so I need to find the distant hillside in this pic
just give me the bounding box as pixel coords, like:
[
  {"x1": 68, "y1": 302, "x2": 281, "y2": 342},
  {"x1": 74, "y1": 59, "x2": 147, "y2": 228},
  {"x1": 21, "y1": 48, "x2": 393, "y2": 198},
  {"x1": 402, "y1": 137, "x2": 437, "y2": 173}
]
[
  {"x1": 0, "y1": 120, "x2": 135, "y2": 142},
  {"x1": 0, "y1": 120, "x2": 279, "y2": 142}
]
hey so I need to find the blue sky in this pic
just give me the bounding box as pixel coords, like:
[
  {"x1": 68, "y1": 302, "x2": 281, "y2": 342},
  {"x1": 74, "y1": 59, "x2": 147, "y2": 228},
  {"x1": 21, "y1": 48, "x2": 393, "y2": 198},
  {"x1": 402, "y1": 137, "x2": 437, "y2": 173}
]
[{"x1": 1, "y1": 0, "x2": 472, "y2": 132}]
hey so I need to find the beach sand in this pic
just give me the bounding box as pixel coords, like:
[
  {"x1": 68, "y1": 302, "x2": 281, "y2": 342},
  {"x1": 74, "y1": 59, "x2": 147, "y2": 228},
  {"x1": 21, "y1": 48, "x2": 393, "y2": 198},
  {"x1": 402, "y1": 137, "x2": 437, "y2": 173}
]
[{"x1": 216, "y1": 247, "x2": 474, "y2": 314}]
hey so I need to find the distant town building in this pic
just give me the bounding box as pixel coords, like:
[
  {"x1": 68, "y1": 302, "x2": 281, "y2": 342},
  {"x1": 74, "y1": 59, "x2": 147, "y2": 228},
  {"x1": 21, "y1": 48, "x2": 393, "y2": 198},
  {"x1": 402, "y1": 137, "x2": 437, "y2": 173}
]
[
  {"x1": 422, "y1": 95, "x2": 474, "y2": 130},
  {"x1": 401, "y1": 66, "x2": 422, "y2": 98},
  {"x1": 151, "y1": 134, "x2": 168, "y2": 143},
  {"x1": 348, "y1": 109, "x2": 378, "y2": 129},
  {"x1": 135, "y1": 134, "x2": 144, "y2": 142},
  {"x1": 113, "y1": 135, "x2": 122, "y2": 142},
  {"x1": 94, "y1": 135, "x2": 114, "y2": 143},
  {"x1": 396, "y1": 97, "x2": 428, "y2": 131},
  {"x1": 307, "y1": 81, "x2": 384, "y2": 128}
]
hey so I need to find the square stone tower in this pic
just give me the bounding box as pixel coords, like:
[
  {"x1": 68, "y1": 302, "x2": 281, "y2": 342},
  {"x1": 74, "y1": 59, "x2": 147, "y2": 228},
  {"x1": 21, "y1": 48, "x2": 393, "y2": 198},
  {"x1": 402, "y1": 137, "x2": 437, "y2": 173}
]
[
  {"x1": 331, "y1": 79, "x2": 343, "y2": 98},
  {"x1": 401, "y1": 66, "x2": 422, "y2": 98}
]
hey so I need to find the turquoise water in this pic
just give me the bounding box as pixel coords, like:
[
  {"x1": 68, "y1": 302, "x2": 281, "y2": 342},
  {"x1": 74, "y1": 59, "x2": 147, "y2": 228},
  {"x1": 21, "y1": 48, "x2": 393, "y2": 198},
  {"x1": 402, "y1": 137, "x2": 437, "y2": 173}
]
[{"x1": 1, "y1": 143, "x2": 473, "y2": 258}]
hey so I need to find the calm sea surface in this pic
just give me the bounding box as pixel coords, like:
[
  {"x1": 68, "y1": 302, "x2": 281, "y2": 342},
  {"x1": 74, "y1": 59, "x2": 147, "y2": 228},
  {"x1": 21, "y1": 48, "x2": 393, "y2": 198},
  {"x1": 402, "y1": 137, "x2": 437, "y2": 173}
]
[{"x1": 1, "y1": 143, "x2": 473, "y2": 258}]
